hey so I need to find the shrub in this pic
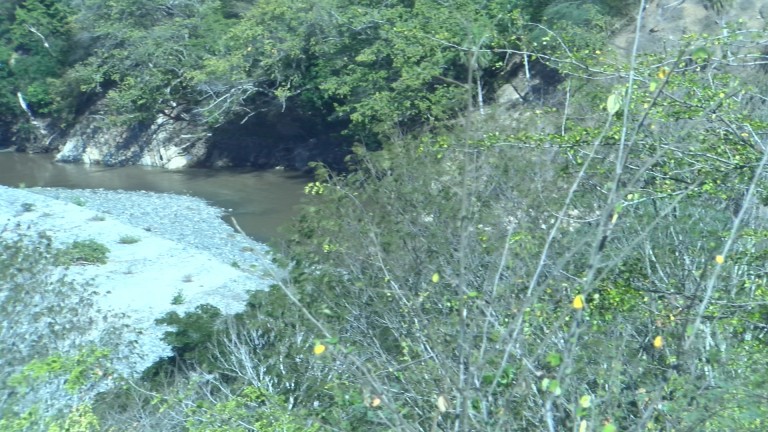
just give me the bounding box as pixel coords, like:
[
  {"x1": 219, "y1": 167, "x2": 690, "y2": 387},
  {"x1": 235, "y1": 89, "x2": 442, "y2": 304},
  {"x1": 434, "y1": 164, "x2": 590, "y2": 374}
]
[
  {"x1": 57, "y1": 239, "x2": 110, "y2": 265},
  {"x1": 20, "y1": 202, "x2": 36, "y2": 212},
  {"x1": 117, "y1": 235, "x2": 141, "y2": 244},
  {"x1": 70, "y1": 197, "x2": 87, "y2": 207}
]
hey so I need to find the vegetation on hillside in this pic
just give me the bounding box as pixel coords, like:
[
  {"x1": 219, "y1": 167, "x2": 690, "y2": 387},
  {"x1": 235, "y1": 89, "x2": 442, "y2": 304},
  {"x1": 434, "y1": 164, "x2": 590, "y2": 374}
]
[
  {"x1": 0, "y1": 228, "x2": 130, "y2": 430},
  {"x1": 2, "y1": 0, "x2": 768, "y2": 431},
  {"x1": 1, "y1": 0, "x2": 615, "y2": 147}
]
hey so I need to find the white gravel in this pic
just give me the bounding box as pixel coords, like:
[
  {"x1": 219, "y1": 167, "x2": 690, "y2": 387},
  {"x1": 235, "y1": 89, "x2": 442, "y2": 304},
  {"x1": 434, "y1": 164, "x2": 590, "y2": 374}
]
[{"x1": 0, "y1": 185, "x2": 278, "y2": 375}]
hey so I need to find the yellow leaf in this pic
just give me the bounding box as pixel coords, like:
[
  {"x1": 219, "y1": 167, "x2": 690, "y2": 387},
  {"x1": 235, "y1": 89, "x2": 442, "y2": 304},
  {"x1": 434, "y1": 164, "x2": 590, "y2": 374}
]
[
  {"x1": 370, "y1": 396, "x2": 381, "y2": 408},
  {"x1": 653, "y1": 335, "x2": 664, "y2": 349},
  {"x1": 715, "y1": 255, "x2": 724, "y2": 264},
  {"x1": 573, "y1": 294, "x2": 585, "y2": 310},
  {"x1": 579, "y1": 395, "x2": 592, "y2": 408},
  {"x1": 579, "y1": 420, "x2": 588, "y2": 432},
  {"x1": 432, "y1": 273, "x2": 440, "y2": 283},
  {"x1": 313, "y1": 344, "x2": 326, "y2": 355},
  {"x1": 657, "y1": 67, "x2": 670, "y2": 79}
]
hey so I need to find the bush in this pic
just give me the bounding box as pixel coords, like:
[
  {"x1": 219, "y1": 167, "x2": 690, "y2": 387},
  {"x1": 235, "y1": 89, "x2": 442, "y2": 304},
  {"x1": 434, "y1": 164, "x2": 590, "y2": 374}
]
[
  {"x1": 117, "y1": 235, "x2": 141, "y2": 244},
  {"x1": 57, "y1": 239, "x2": 109, "y2": 265}
]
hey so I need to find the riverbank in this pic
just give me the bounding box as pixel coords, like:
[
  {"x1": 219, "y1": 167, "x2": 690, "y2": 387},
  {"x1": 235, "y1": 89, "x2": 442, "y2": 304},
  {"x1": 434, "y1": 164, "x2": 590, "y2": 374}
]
[
  {"x1": 0, "y1": 185, "x2": 278, "y2": 375},
  {"x1": 0, "y1": 152, "x2": 309, "y2": 242}
]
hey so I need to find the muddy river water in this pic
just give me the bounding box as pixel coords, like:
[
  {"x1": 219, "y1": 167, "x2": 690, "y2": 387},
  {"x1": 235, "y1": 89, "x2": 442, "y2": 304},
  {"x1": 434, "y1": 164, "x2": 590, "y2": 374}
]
[{"x1": 0, "y1": 152, "x2": 309, "y2": 243}]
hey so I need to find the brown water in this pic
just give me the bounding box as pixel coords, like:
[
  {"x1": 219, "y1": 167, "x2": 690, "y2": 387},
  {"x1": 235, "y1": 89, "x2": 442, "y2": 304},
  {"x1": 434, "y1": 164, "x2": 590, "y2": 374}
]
[{"x1": 0, "y1": 152, "x2": 309, "y2": 243}]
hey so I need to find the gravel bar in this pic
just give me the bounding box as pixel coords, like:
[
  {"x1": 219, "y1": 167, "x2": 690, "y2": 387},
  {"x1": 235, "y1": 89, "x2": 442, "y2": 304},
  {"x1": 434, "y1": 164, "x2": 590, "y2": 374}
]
[
  {"x1": 1, "y1": 186, "x2": 280, "y2": 376},
  {"x1": 26, "y1": 187, "x2": 274, "y2": 269}
]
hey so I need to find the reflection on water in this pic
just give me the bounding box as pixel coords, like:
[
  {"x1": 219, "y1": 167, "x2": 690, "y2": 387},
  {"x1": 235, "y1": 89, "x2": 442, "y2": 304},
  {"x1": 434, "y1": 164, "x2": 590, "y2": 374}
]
[{"x1": 0, "y1": 152, "x2": 309, "y2": 242}]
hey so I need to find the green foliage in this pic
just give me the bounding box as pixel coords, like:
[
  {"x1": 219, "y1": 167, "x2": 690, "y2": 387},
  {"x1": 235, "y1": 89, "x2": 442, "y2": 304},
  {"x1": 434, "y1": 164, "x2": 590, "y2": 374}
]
[
  {"x1": 0, "y1": 228, "x2": 125, "y2": 430},
  {"x1": 0, "y1": 0, "x2": 78, "y2": 125},
  {"x1": 9, "y1": 346, "x2": 112, "y2": 394},
  {"x1": 57, "y1": 239, "x2": 110, "y2": 265},
  {"x1": 171, "y1": 289, "x2": 186, "y2": 305},
  {"x1": 181, "y1": 0, "x2": 613, "y2": 141},
  {"x1": 154, "y1": 304, "x2": 223, "y2": 369},
  {"x1": 231, "y1": 26, "x2": 768, "y2": 431},
  {"x1": 70, "y1": 196, "x2": 86, "y2": 206},
  {"x1": 4, "y1": 3, "x2": 768, "y2": 431},
  {"x1": 183, "y1": 385, "x2": 318, "y2": 432},
  {"x1": 117, "y1": 234, "x2": 140, "y2": 244},
  {"x1": 0, "y1": 0, "x2": 620, "y2": 145},
  {"x1": 66, "y1": 0, "x2": 237, "y2": 124}
]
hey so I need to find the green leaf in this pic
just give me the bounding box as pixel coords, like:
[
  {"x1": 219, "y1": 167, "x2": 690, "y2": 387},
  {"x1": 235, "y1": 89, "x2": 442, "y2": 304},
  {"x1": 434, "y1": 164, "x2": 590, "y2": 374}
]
[
  {"x1": 606, "y1": 93, "x2": 622, "y2": 115},
  {"x1": 546, "y1": 352, "x2": 562, "y2": 367},
  {"x1": 691, "y1": 46, "x2": 710, "y2": 63},
  {"x1": 579, "y1": 394, "x2": 591, "y2": 408}
]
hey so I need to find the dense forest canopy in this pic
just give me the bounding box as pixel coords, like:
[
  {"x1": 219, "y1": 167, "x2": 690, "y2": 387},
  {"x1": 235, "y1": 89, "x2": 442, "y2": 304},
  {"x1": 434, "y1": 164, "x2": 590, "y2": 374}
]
[
  {"x1": 0, "y1": 0, "x2": 618, "y2": 146},
  {"x1": 3, "y1": 0, "x2": 768, "y2": 431}
]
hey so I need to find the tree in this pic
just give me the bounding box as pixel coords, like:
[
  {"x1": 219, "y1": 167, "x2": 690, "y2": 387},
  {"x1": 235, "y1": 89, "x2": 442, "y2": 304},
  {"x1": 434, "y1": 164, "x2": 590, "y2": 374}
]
[
  {"x1": 241, "y1": 6, "x2": 768, "y2": 431},
  {"x1": 0, "y1": 0, "x2": 77, "y2": 140},
  {"x1": 65, "y1": 0, "x2": 234, "y2": 125}
]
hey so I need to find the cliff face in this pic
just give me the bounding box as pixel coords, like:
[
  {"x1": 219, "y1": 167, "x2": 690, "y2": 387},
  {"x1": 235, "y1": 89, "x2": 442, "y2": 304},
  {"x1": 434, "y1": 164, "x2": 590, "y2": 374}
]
[
  {"x1": 50, "y1": 102, "x2": 210, "y2": 169},
  {"x1": 612, "y1": 0, "x2": 767, "y2": 55},
  {"x1": 21, "y1": 106, "x2": 347, "y2": 171}
]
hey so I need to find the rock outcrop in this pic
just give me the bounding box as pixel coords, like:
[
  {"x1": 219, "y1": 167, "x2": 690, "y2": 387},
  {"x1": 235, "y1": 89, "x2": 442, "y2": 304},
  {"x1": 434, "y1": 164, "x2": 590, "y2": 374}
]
[
  {"x1": 55, "y1": 103, "x2": 210, "y2": 169},
  {"x1": 612, "y1": 0, "x2": 767, "y2": 55}
]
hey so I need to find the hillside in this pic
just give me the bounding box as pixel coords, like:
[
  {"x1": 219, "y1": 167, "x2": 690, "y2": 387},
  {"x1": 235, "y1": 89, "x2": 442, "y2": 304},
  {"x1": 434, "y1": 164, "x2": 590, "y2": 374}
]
[{"x1": 2, "y1": 1, "x2": 768, "y2": 431}]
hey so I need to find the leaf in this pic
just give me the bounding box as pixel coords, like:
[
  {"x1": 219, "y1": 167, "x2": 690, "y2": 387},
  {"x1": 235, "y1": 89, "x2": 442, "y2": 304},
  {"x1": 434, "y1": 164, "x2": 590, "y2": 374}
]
[
  {"x1": 579, "y1": 394, "x2": 592, "y2": 408},
  {"x1": 606, "y1": 93, "x2": 622, "y2": 115},
  {"x1": 691, "y1": 46, "x2": 710, "y2": 63},
  {"x1": 542, "y1": 379, "x2": 561, "y2": 395},
  {"x1": 649, "y1": 79, "x2": 659, "y2": 92},
  {"x1": 546, "y1": 352, "x2": 562, "y2": 367},
  {"x1": 431, "y1": 272, "x2": 440, "y2": 283},
  {"x1": 653, "y1": 335, "x2": 664, "y2": 349},
  {"x1": 715, "y1": 255, "x2": 724, "y2": 264},
  {"x1": 579, "y1": 420, "x2": 588, "y2": 432},
  {"x1": 313, "y1": 344, "x2": 326, "y2": 355},
  {"x1": 573, "y1": 294, "x2": 585, "y2": 310},
  {"x1": 602, "y1": 423, "x2": 617, "y2": 432}
]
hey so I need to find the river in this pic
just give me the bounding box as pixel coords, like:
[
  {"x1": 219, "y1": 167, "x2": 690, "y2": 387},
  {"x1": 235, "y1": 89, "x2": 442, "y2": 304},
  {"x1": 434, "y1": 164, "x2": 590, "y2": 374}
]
[{"x1": 0, "y1": 152, "x2": 309, "y2": 243}]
